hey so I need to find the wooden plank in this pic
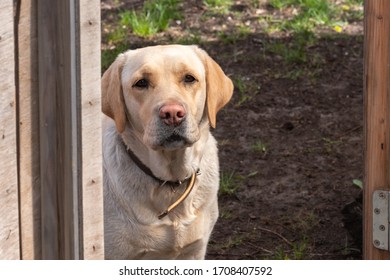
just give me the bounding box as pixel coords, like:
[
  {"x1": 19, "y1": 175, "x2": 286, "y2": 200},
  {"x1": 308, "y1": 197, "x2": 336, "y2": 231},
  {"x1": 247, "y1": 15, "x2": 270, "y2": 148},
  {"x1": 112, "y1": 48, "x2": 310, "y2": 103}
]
[
  {"x1": 364, "y1": 0, "x2": 390, "y2": 259},
  {"x1": 0, "y1": 0, "x2": 20, "y2": 260},
  {"x1": 78, "y1": 0, "x2": 104, "y2": 260},
  {"x1": 38, "y1": 0, "x2": 78, "y2": 259},
  {"x1": 15, "y1": 0, "x2": 41, "y2": 260},
  {"x1": 38, "y1": 0, "x2": 104, "y2": 259}
]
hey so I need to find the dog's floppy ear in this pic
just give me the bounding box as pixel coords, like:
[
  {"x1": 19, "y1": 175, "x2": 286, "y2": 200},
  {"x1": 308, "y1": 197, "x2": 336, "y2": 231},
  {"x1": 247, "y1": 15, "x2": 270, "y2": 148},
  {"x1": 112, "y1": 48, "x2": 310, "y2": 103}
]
[
  {"x1": 101, "y1": 54, "x2": 127, "y2": 133},
  {"x1": 195, "y1": 47, "x2": 233, "y2": 128}
]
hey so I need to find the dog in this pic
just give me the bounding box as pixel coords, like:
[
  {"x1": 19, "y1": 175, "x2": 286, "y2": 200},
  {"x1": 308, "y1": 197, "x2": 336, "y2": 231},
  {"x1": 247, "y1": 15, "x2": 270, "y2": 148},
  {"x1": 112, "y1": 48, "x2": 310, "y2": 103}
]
[{"x1": 102, "y1": 45, "x2": 233, "y2": 259}]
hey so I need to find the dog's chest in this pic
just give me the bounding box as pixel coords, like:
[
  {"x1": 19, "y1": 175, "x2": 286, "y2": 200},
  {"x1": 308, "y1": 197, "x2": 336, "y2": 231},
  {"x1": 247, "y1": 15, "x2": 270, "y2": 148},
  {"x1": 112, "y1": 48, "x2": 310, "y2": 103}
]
[{"x1": 134, "y1": 213, "x2": 205, "y2": 259}]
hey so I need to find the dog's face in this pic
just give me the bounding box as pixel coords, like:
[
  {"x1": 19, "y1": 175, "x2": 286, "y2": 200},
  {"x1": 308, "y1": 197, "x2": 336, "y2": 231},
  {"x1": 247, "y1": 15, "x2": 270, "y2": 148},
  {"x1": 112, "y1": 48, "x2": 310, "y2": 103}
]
[{"x1": 102, "y1": 45, "x2": 233, "y2": 150}]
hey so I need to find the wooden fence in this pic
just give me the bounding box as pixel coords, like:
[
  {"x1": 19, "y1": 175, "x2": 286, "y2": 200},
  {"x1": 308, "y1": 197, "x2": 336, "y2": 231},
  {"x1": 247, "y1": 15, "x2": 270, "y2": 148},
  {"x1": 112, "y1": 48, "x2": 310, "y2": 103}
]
[
  {"x1": 0, "y1": 0, "x2": 103, "y2": 259},
  {"x1": 1, "y1": 0, "x2": 390, "y2": 260}
]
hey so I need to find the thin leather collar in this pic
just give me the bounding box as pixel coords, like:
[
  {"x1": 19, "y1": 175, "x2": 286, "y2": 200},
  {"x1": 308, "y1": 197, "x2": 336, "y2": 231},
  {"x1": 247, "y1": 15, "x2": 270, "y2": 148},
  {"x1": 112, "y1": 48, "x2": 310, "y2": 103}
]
[
  {"x1": 122, "y1": 141, "x2": 200, "y2": 219},
  {"x1": 124, "y1": 143, "x2": 190, "y2": 186}
]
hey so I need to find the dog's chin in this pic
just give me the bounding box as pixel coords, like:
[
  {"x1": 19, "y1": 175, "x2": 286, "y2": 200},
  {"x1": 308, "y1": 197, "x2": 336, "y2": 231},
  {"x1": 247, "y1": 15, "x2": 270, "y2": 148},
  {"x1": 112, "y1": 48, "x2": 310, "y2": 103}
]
[
  {"x1": 144, "y1": 120, "x2": 201, "y2": 151},
  {"x1": 158, "y1": 135, "x2": 193, "y2": 150},
  {"x1": 148, "y1": 133, "x2": 198, "y2": 151}
]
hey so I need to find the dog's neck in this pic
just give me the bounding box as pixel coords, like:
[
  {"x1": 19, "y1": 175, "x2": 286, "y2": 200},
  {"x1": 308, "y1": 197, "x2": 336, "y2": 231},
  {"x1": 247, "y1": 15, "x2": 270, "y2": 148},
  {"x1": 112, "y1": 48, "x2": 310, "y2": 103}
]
[{"x1": 120, "y1": 127, "x2": 208, "y2": 183}]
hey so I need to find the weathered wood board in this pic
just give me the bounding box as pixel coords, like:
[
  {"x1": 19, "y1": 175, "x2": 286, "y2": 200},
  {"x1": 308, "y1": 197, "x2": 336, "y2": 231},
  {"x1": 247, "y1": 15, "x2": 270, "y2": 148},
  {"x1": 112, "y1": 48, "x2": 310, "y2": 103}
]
[
  {"x1": 16, "y1": 0, "x2": 41, "y2": 260},
  {"x1": 0, "y1": 0, "x2": 20, "y2": 260},
  {"x1": 78, "y1": 0, "x2": 104, "y2": 260}
]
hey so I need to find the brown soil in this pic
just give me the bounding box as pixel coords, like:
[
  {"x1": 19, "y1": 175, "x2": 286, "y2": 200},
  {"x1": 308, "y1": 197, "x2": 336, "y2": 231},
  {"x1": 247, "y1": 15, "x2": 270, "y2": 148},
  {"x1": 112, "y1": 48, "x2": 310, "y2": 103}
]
[{"x1": 101, "y1": 0, "x2": 364, "y2": 260}]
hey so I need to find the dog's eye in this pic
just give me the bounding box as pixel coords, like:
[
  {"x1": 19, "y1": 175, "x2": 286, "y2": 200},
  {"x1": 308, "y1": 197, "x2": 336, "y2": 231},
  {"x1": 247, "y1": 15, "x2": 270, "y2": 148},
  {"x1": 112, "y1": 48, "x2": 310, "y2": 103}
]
[
  {"x1": 133, "y1": 79, "x2": 149, "y2": 88},
  {"x1": 184, "y1": 75, "x2": 196, "y2": 84}
]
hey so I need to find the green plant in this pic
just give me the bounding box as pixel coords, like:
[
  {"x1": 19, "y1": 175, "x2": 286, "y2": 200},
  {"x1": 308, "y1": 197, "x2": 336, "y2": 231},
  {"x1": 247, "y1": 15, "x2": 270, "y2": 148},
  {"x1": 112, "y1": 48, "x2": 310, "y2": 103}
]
[
  {"x1": 177, "y1": 31, "x2": 204, "y2": 45},
  {"x1": 340, "y1": 0, "x2": 364, "y2": 22},
  {"x1": 272, "y1": 239, "x2": 309, "y2": 260},
  {"x1": 107, "y1": 27, "x2": 127, "y2": 44},
  {"x1": 219, "y1": 171, "x2": 239, "y2": 195},
  {"x1": 218, "y1": 25, "x2": 251, "y2": 44},
  {"x1": 120, "y1": 0, "x2": 181, "y2": 37},
  {"x1": 221, "y1": 234, "x2": 244, "y2": 249},
  {"x1": 273, "y1": 247, "x2": 291, "y2": 260},
  {"x1": 322, "y1": 137, "x2": 342, "y2": 152},
  {"x1": 233, "y1": 76, "x2": 247, "y2": 94},
  {"x1": 268, "y1": 0, "x2": 288, "y2": 10},
  {"x1": 352, "y1": 179, "x2": 363, "y2": 189},
  {"x1": 203, "y1": 0, "x2": 233, "y2": 13},
  {"x1": 219, "y1": 208, "x2": 234, "y2": 219},
  {"x1": 265, "y1": 0, "x2": 363, "y2": 38},
  {"x1": 264, "y1": 32, "x2": 313, "y2": 68},
  {"x1": 291, "y1": 239, "x2": 309, "y2": 259},
  {"x1": 252, "y1": 140, "x2": 267, "y2": 153},
  {"x1": 101, "y1": 43, "x2": 128, "y2": 72},
  {"x1": 232, "y1": 75, "x2": 261, "y2": 106}
]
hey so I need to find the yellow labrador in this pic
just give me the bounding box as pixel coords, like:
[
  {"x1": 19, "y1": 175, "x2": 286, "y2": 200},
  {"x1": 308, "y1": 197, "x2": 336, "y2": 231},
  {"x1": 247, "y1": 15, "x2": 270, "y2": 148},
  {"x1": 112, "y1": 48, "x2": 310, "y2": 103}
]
[{"x1": 102, "y1": 45, "x2": 233, "y2": 259}]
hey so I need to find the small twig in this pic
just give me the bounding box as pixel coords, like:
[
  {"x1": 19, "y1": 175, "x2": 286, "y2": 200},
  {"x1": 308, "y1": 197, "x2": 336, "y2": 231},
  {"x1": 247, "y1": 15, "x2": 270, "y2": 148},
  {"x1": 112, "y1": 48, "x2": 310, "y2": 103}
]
[
  {"x1": 257, "y1": 226, "x2": 293, "y2": 247},
  {"x1": 338, "y1": 125, "x2": 362, "y2": 139},
  {"x1": 207, "y1": 252, "x2": 252, "y2": 258}
]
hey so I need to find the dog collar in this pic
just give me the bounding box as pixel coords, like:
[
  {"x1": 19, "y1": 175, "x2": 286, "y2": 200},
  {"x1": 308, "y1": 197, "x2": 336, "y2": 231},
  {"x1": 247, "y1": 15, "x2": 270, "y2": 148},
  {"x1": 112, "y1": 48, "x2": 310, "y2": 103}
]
[
  {"x1": 157, "y1": 171, "x2": 197, "y2": 219},
  {"x1": 123, "y1": 142, "x2": 199, "y2": 219}
]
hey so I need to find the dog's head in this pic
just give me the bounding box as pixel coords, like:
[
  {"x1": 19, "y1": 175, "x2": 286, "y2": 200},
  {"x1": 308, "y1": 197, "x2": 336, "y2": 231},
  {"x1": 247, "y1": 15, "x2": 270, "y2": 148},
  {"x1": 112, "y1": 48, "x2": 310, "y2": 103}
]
[{"x1": 101, "y1": 45, "x2": 233, "y2": 150}]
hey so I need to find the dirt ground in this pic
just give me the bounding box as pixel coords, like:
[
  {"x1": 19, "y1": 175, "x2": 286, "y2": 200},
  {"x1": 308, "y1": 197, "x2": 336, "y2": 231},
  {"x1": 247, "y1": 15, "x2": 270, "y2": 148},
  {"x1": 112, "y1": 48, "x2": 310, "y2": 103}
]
[{"x1": 101, "y1": 0, "x2": 364, "y2": 259}]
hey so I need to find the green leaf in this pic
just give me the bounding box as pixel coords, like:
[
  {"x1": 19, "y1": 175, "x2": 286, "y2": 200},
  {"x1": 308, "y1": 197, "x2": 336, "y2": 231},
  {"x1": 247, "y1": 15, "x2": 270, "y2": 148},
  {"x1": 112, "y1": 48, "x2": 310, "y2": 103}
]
[{"x1": 352, "y1": 179, "x2": 363, "y2": 189}]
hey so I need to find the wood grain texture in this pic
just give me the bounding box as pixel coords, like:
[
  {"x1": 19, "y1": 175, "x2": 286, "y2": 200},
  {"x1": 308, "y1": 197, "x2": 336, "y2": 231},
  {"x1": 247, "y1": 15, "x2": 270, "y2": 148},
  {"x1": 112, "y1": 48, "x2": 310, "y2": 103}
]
[
  {"x1": 0, "y1": 0, "x2": 103, "y2": 260},
  {"x1": 38, "y1": 0, "x2": 76, "y2": 259},
  {"x1": 16, "y1": 0, "x2": 42, "y2": 260},
  {"x1": 364, "y1": 0, "x2": 390, "y2": 259},
  {"x1": 78, "y1": 0, "x2": 104, "y2": 260},
  {"x1": 0, "y1": 0, "x2": 20, "y2": 260},
  {"x1": 37, "y1": 0, "x2": 104, "y2": 259}
]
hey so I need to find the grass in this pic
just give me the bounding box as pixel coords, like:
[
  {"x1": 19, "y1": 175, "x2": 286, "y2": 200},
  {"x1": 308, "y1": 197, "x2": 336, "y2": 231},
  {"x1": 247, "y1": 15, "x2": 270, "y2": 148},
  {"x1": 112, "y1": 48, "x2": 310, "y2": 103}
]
[
  {"x1": 203, "y1": 0, "x2": 233, "y2": 14},
  {"x1": 267, "y1": 0, "x2": 363, "y2": 33},
  {"x1": 121, "y1": 0, "x2": 181, "y2": 37},
  {"x1": 252, "y1": 140, "x2": 268, "y2": 154},
  {"x1": 265, "y1": 0, "x2": 364, "y2": 35},
  {"x1": 259, "y1": 0, "x2": 362, "y2": 79},
  {"x1": 221, "y1": 235, "x2": 244, "y2": 249},
  {"x1": 268, "y1": 210, "x2": 318, "y2": 259},
  {"x1": 176, "y1": 31, "x2": 204, "y2": 45},
  {"x1": 273, "y1": 239, "x2": 309, "y2": 260},
  {"x1": 107, "y1": 0, "x2": 181, "y2": 40},
  {"x1": 209, "y1": 232, "x2": 245, "y2": 251},
  {"x1": 103, "y1": 0, "x2": 362, "y2": 76},
  {"x1": 219, "y1": 208, "x2": 234, "y2": 219},
  {"x1": 322, "y1": 137, "x2": 342, "y2": 153},
  {"x1": 102, "y1": 0, "x2": 181, "y2": 70},
  {"x1": 101, "y1": 44, "x2": 126, "y2": 72},
  {"x1": 217, "y1": 25, "x2": 251, "y2": 45},
  {"x1": 233, "y1": 76, "x2": 250, "y2": 106},
  {"x1": 219, "y1": 171, "x2": 239, "y2": 196},
  {"x1": 268, "y1": 0, "x2": 339, "y2": 33},
  {"x1": 232, "y1": 75, "x2": 261, "y2": 106}
]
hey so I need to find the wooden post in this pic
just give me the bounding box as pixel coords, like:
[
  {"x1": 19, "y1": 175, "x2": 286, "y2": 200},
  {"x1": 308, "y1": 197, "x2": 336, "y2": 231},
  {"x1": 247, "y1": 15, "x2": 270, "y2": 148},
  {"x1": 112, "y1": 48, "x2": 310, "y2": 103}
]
[
  {"x1": 364, "y1": 0, "x2": 390, "y2": 259},
  {"x1": 78, "y1": 0, "x2": 104, "y2": 259},
  {"x1": 37, "y1": 0, "x2": 103, "y2": 259},
  {"x1": 0, "y1": 0, "x2": 103, "y2": 260},
  {"x1": 0, "y1": 0, "x2": 20, "y2": 259},
  {"x1": 38, "y1": 0, "x2": 76, "y2": 259},
  {"x1": 15, "y1": 0, "x2": 41, "y2": 260}
]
